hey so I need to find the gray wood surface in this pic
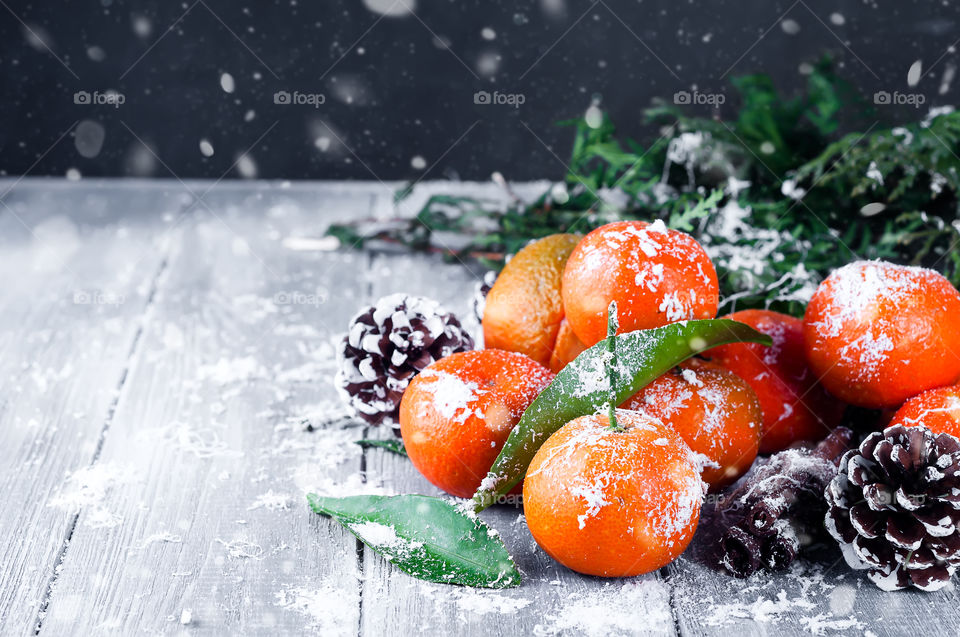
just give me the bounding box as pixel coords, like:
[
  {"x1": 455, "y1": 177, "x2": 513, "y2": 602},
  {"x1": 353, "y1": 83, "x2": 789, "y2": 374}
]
[
  {"x1": 0, "y1": 178, "x2": 958, "y2": 637},
  {"x1": 0, "y1": 184, "x2": 182, "y2": 635}
]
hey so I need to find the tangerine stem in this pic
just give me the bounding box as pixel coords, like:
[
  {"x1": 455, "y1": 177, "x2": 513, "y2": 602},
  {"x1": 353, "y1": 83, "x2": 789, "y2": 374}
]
[{"x1": 606, "y1": 301, "x2": 623, "y2": 432}]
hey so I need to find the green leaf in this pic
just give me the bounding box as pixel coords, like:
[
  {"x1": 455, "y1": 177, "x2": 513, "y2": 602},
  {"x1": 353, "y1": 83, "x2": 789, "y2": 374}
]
[
  {"x1": 471, "y1": 319, "x2": 773, "y2": 511},
  {"x1": 307, "y1": 494, "x2": 520, "y2": 588},
  {"x1": 355, "y1": 439, "x2": 408, "y2": 456}
]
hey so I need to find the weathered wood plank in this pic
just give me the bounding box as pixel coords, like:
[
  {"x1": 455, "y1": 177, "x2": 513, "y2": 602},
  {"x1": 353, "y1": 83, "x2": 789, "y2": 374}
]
[
  {"x1": 0, "y1": 182, "x2": 186, "y2": 634},
  {"x1": 358, "y1": 246, "x2": 678, "y2": 637},
  {"x1": 37, "y1": 184, "x2": 380, "y2": 635}
]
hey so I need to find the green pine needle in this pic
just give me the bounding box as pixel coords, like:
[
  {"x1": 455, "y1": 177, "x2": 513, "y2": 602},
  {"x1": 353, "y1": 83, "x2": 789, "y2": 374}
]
[{"x1": 327, "y1": 56, "x2": 960, "y2": 313}]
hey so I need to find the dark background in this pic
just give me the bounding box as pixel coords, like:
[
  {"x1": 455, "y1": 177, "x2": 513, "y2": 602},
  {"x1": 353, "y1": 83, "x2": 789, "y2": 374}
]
[{"x1": 1, "y1": 0, "x2": 956, "y2": 181}]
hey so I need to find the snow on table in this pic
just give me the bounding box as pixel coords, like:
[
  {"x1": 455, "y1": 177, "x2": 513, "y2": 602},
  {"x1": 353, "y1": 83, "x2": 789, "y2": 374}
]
[{"x1": 0, "y1": 178, "x2": 956, "y2": 636}]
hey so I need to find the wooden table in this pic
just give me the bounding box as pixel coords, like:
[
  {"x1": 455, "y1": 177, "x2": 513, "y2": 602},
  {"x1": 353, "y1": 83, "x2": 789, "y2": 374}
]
[{"x1": 1, "y1": 178, "x2": 956, "y2": 636}]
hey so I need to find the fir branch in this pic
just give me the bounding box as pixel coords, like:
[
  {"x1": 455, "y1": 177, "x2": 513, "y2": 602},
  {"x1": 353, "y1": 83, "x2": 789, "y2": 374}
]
[{"x1": 326, "y1": 57, "x2": 960, "y2": 310}]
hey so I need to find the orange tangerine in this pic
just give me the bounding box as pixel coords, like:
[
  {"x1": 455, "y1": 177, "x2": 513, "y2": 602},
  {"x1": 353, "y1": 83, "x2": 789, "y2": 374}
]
[
  {"x1": 621, "y1": 359, "x2": 761, "y2": 489},
  {"x1": 888, "y1": 385, "x2": 960, "y2": 439},
  {"x1": 804, "y1": 261, "x2": 960, "y2": 408},
  {"x1": 561, "y1": 221, "x2": 719, "y2": 347},
  {"x1": 483, "y1": 234, "x2": 587, "y2": 372},
  {"x1": 523, "y1": 410, "x2": 703, "y2": 577},
  {"x1": 706, "y1": 309, "x2": 845, "y2": 453},
  {"x1": 399, "y1": 349, "x2": 553, "y2": 498}
]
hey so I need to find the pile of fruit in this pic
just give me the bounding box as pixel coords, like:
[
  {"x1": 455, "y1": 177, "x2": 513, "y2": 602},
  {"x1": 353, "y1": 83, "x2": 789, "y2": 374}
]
[{"x1": 333, "y1": 220, "x2": 960, "y2": 592}]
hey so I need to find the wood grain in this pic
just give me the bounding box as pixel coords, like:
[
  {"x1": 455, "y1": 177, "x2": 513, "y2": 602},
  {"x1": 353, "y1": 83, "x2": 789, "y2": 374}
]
[
  {"x1": 36, "y1": 183, "x2": 377, "y2": 635},
  {"x1": 0, "y1": 182, "x2": 184, "y2": 634}
]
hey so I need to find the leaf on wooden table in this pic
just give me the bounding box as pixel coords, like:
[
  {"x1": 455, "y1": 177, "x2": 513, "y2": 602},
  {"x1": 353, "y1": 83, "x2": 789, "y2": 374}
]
[
  {"x1": 472, "y1": 319, "x2": 773, "y2": 511},
  {"x1": 307, "y1": 493, "x2": 520, "y2": 588},
  {"x1": 355, "y1": 439, "x2": 408, "y2": 456}
]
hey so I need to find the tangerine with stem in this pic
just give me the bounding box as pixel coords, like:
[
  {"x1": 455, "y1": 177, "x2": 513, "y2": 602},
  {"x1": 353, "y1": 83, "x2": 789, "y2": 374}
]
[{"x1": 523, "y1": 410, "x2": 704, "y2": 577}]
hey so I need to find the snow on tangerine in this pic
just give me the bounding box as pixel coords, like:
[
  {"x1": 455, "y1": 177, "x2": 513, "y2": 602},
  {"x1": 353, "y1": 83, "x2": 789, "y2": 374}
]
[
  {"x1": 888, "y1": 384, "x2": 960, "y2": 439},
  {"x1": 620, "y1": 358, "x2": 761, "y2": 490},
  {"x1": 523, "y1": 410, "x2": 704, "y2": 577},
  {"x1": 399, "y1": 349, "x2": 554, "y2": 498},
  {"x1": 803, "y1": 260, "x2": 960, "y2": 408},
  {"x1": 561, "y1": 220, "x2": 719, "y2": 347}
]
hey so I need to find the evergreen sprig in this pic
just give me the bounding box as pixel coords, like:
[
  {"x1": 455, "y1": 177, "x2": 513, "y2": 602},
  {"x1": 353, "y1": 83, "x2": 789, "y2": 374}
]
[{"x1": 327, "y1": 58, "x2": 960, "y2": 315}]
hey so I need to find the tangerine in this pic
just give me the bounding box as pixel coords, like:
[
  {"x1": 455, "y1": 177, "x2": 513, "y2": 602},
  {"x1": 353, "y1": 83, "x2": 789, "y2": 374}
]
[
  {"x1": 621, "y1": 358, "x2": 761, "y2": 489},
  {"x1": 548, "y1": 318, "x2": 588, "y2": 372},
  {"x1": 804, "y1": 261, "x2": 960, "y2": 408},
  {"x1": 523, "y1": 410, "x2": 703, "y2": 577},
  {"x1": 483, "y1": 234, "x2": 588, "y2": 372},
  {"x1": 706, "y1": 309, "x2": 845, "y2": 453},
  {"x1": 888, "y1": 385, "x2": 960, "y2": 439},
  {"x1": 399, "y1": 349, "x2": 554, "y2": 498},
  {"x1": 561, "y1": 220, "x2": 719, "y2": 347}
]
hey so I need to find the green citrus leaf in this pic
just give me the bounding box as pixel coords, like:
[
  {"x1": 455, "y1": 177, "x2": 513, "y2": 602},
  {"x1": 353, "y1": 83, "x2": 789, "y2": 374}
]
[
  {"x1": 471, "y1": 319, "x2": 773, "y2": 511},
  {"x1": 355, "y1": 439, "x2": 407, "y2": 456},
  {"x1": 307, "y1": 493, "x2": 520, "y2": 588}
]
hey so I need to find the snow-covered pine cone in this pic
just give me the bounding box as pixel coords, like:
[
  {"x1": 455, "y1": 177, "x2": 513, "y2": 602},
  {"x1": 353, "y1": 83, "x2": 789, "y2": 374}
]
[
  {"x1": 471, "y1": 271, "x2": 497, "y2": 323},
  {"x1": 825, "y1": 424, "x2": 960, "y2": 591},
  {"x1": 335, "y1": 293, "x2": 474, "y2": 429}
]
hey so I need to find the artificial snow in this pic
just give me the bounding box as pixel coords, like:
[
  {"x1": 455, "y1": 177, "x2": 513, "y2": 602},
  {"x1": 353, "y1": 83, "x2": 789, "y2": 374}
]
[
  {"x1": 247, "y1": 490, "x2": 293, "y2": 511},
  {"x1": 416, "y1": 368, "x2": 484, "y2": 421},
  {"x1": 534, "y1": 579, "x2": 673, "y2": 636},
  {"x1": 275, "y1": 585, "x2": 357, "y2": 635},
  {"x1": 347, "y1": 520, "x2": 423, "y2": 556},
  {"x1": 48, "y1": 463, "x2": 138, "y2": 529},
  {"x1": 688, "y1": 562, "x2": 867, "y2": 635}
]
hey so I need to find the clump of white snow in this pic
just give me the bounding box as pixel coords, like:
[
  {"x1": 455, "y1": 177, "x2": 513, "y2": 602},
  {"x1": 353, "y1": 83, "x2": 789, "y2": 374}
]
[
  {"x1": 48, "y1": 463, "x2": 138, "y2": 529},
  {"x1": 275, "y1": 585, "x2": 358, "y2": 635}
]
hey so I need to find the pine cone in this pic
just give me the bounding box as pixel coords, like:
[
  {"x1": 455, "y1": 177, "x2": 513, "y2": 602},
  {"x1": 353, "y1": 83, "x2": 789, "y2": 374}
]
[
  {"x1": 825, "y1": 424, "x2": 960, "y2": 591},
  {"x1": 335, "y1": 294, "x2": 474, "y2": 429},
  {"x1": 472, "y1": 271, "x2": 497, "y2": 323},
  {"x1": 715, "y1": 427, "x2": 853, "y2": 577}
]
